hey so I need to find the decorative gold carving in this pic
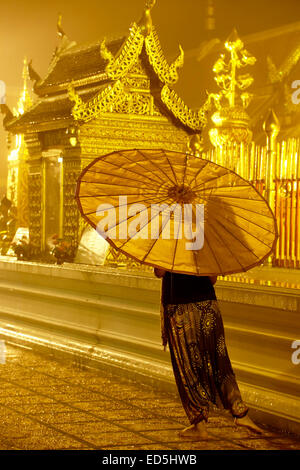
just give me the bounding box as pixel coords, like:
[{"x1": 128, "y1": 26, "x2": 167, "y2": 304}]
[
  {"x1": 209, "y1": 29, "x2": 256, "y2": 110},
  {"x1": 114, "y1": 92, "x2": 151, "y2": 115},
  {"x1": 80, "y1": 117, "x2": 188, "y2": 157},
  {"x1": 17, "y1": 160, "x2": 29, "y2": 227},
  {"x1": 161, "y1": 85, "x2": 209, "y2": 131},
  {"x1": 145, "y1": 28, "x2": 184, "y2": 85},
  {"x1": 28, "y1": 172, "x2": 42, "y2": 254},
  {"x1": 207, "y1": 29, "x2": 256, "y2": 146},
  {"x1": 122, "y1": 73, "x2": 150, "y2": 91},
  {"x1": 68, "y1": 80, "x2": 124, "y2": 121},
  {"x1": 66, "y1": 7, "x2": 208, "y2": 131},
  {"x1": 63, "y1": 158, "x2": 81, "y2": 244},
  {"x1": 209, "y1": 126, "x2": 252, "y2": 146},
  {"x1": 100, "y1": 23, "x2": 144, "y2": 80}
]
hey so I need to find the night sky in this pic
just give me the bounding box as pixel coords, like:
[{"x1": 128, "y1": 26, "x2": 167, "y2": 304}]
[{"x1": 1, "y1": 0, "x2": 300, "y2": 192}]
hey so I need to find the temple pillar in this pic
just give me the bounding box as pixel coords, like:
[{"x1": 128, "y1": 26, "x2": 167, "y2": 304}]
[
  {"x1": 24, "y1": 133, "x2": 43, "y2": 256},
  {"x1": 62, "y1": 143, "x2": 82, "y2": 247}
]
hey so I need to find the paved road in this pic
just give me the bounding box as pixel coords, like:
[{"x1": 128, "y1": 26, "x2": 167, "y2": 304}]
[{"x1": 0, "y1": 343, "x2": 299, "y2": 450}]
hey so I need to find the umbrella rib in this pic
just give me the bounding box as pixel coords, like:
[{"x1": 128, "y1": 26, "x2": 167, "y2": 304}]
[
  {"x1": 104, "y1": 195, "x2": 172, "y2": 239},
  {"x1": 202, "y1": 230, "x2": 224, "y2": 273},
  {"x1": 204, "y1": 194, "x2": 265, "y2": 202},
  {"x1": 188, "y1": 206, "x2": 202, "y2": 275},
  {"x1": 100, "y1": 162, "x2": 161, "y2": 186},
  {"x1": 191, "y1": 171, "x2": 229, "y2": 191},
  {"x1": 187, "y1": 160, "x2": 210, "y2": 188},
  {"x1": 195, "y1": 183, "x2": 248, "y2": 193},
  {"x1": 84, "y1": 169, "x2": 157, "y2": 186},
  {"x1": 140, "y1": 205, "x2": 175, "y2": 262},
  {"x1": 198, "y1": 197, "x2": 272, "y2": 219},
  {"x1": 200, "y1": 198, "x2": 274, "y2": 231},
  {"x1": 80, "y1": 191, "x2": 169, "y2": 198},
  {"x1": 211, "y1": 208, "x2": 273, "y2": 248},
  {"x1": 118, "y1": 196, "x2": 173, "y2": 252},
  {"x1": 166, "y1": 156, "x2": 179, "y2": 185},
  {"x1": 204, "y1": 221, "x2": 246, "y2": 270},
  {"x1": 171, "y1": 203, "x2": 182, "y2": 271},
  {"x1": 118, "y1": 150, "x2": 168, "y2": 187},
  {"x1": 181, "y1": 154, "x2": 188, "y2": 186},
  {"x1": 212, "y1": 216, "x2": 260, "y2": 259},
  {"x1": 92, "y1": 153, "x2": 166, "y2": 187},
  {"x1": 190, "y1": 205, "x2": 244, "y2": 274},
  {"x1": 82, "y1": 192, "x2": 173, "y2": 217},
  {"x1": 138, "y1": 150, "x2": 177, "y2": 186},
  {"x1": 80, "y1": 180, "x2": 162, "y2": 191}
]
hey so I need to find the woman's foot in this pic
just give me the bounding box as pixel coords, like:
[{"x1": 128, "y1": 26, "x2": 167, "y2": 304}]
[
  {"x1": 178, "y1": 421, "x2": 209, "y2": 439},
  {"x1": 234, "y1": 415, "x2": 264, "y2": 434}
]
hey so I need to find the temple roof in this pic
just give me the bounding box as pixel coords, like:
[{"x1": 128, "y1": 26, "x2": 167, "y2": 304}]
[
  {"x1": 5, "y1": 88, "x2": 100, "y2": 132},
  {"x1": 4, "y1": 2, "x2": 209, "y2": 135},
  {"x1": 34, "y1": 38, "x2": 124, "y2": 95}
]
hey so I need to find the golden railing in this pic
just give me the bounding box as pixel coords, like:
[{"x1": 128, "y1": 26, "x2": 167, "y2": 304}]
[{"x1": 202, "y1": 137, "x2": 300, "y2": 269}]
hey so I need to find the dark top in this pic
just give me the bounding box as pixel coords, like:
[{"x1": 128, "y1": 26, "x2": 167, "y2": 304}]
[{"x1": 161, "y1": 272, "x2": 216, "y2": 305}]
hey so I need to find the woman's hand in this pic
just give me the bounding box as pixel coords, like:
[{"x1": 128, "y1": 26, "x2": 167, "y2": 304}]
[{"x1": 154, "y1": 267, "x2": 166, "y2": 278}]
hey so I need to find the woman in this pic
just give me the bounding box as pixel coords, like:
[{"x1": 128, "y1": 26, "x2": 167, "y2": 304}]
[{"x1": 154, "y1": 268, "x2": 263, "y2": 439}]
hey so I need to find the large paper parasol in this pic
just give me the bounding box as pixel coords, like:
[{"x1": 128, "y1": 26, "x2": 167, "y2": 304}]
[{"x1": 76, "y1": 149, "x2": 277, "y2": 275}]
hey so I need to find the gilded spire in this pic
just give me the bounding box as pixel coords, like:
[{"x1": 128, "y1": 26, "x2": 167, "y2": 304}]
[
  {"x1": 211, "y1": 28, "x2": 256, "y2": 110},
  {"x1": 55, "y1": 13, "x2": 76, "y2": 55},
  {"x1": 57, "y1": 13, "x2": 65, "y2": 38},
  {"x1": 263, "y1": 108, "x2": 280, "y2": 137},
  {"x1": 207, "y1": 30, "x2": 256, "y2": 146},
  {"x1": 16, "y1": 58, "x2": 32, "y2": 115},
  {"x1": 138, "y1": 0, "x2": 156, "y2": 36}
]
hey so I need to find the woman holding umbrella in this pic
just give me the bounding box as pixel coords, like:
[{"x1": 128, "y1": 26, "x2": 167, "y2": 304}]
[
  {"x1": 155, "y1": 267, "x2": 263, "y2": 439},
  {"x1": 76, "y1": 148, "x2": 277, "y2": 439}
]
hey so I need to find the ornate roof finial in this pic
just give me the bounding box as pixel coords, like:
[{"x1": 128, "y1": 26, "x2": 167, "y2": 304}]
[
  {"x1": 28, "y1": 59, "x2": 41, "y2": 85},
  {"x1": 138, "y1": 0, "x2": 156, "y2": 36},
  {"x1": 54, "y1": 13, "x2": 77, "y2": 56},
  {"x1": 57, "y1": 13, "x2": 65, "y2": 38},
  {"x1": 263, "y1": 108, "x2": 280, "y2": 138}
]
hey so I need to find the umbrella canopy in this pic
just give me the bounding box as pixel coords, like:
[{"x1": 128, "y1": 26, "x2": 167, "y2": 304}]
[{"x1": 76, "y1": 148, "x2": 277, "y2": 276}]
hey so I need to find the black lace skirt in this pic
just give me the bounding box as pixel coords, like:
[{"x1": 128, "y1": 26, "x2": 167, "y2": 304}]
[{"x1": 163, "y1": 300, "x2": 248, "y2": 424}]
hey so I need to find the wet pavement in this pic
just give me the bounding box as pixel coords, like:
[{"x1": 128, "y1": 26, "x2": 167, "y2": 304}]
[{"x1": 0, "y1": 343, "x2": 299, "y2": 451}]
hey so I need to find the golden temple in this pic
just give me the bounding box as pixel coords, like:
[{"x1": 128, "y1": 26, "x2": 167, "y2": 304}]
[
  {"x1": 1, "y1": 1, "x2": 300, "y2": 269},
  {"x1": 0, "y1": 1, "x2": 299, "y2": 439},
  {"x1": 2, "y1": 2, "x2": 211, "y2": 264}
]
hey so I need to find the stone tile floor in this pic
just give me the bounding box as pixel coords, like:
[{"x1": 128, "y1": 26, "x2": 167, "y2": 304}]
[{"x1": 0, "y1": 343, "x2": 299, "y2": 451}]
